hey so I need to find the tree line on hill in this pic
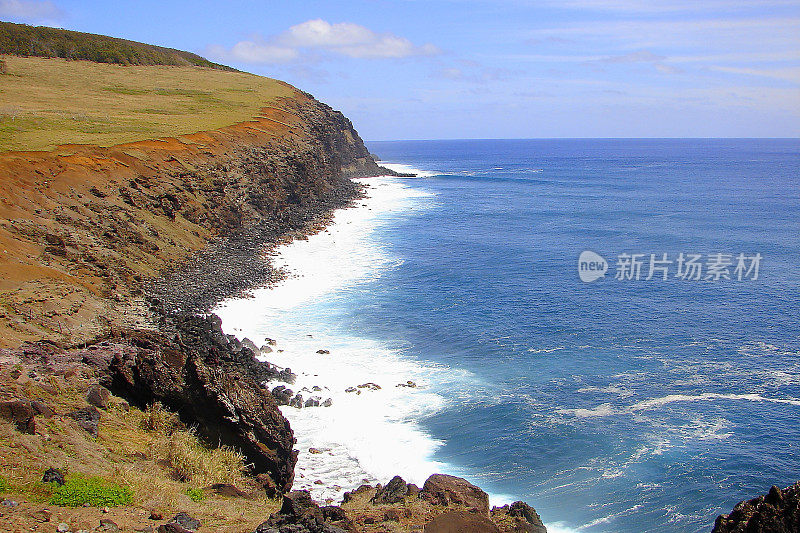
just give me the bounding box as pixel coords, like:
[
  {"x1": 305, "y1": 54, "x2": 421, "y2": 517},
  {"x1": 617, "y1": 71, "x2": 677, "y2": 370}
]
[{"x1": 0, "y1": 21, "x2": 235, "y2": 70}]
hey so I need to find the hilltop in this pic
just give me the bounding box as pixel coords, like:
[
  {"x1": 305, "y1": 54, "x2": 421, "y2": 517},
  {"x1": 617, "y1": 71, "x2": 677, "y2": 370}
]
[{"x1": 0, "y1": 21, "x2": 232, "y2": 69}]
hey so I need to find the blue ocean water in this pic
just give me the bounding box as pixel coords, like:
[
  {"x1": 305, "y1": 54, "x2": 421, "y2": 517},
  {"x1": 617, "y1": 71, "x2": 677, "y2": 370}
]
[{"x1": 330, "y1": 139, "x2": 800, "y2": 532}]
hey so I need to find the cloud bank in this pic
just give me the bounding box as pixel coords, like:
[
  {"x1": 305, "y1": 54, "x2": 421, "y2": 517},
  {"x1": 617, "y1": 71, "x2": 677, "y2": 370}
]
[
  {"x1": 210, "y1": 19, "x2": 440, "y2": 64},
  {"x1": 0, "y1": 0, "x2": 63, "y2": 22}
]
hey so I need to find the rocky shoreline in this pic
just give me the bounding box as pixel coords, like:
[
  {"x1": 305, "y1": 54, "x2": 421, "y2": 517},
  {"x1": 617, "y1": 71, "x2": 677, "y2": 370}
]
[{"x1": 1, "y1": 78, "x2": 795, "y2": 532}]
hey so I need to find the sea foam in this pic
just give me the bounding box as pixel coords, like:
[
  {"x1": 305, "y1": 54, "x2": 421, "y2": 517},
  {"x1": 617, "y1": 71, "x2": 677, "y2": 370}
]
[{"x1": 215, "y1": 176, "x2": 452, "y2": 502}]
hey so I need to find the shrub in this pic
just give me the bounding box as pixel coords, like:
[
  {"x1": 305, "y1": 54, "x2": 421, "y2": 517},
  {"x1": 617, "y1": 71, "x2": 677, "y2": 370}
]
[
  {"x1": 185, "y1": 487, "x2": 206, "y2": 502},
  {"x1": 49, "y1": 475, "x2": 133, "y2": 507}
]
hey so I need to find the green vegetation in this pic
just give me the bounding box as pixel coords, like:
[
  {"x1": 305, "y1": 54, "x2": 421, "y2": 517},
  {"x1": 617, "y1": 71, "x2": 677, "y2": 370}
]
[
  {"x1": 0, "y1": 55, "x2": 295, "y2": 152},
  {"x1": 0, "y1": 475, "x2": 7, "y2": 493},
  {"x1": 49, "y1": 475, "x2": 133, "y2": 507},
  {"x1": 0, "y1": 21, "x2": 233, "y2": 69},
  {"x1": 185, "y1": 487, "x2": 206, "y2": 503}
]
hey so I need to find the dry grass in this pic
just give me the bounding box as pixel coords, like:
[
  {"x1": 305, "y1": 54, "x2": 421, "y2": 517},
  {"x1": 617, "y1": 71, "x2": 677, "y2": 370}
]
[
  {"x1": 0, "y1": 55, "x2": 296, "y2": 152},
  {"x1": 0, "y1": 367, "x2": 281, "y2": 532}
]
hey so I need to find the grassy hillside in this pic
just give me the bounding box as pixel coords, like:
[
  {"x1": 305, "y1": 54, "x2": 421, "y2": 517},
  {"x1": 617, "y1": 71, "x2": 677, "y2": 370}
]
[
  {"x1": 0, "y1": 21, "x2": 232, "y2": 69},
  {"x1": 0, "y1": 55, "x2": 296, "y2": 152}
]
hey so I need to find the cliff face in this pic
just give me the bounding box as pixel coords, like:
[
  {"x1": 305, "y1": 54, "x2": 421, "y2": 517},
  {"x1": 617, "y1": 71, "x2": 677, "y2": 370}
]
[
  {"x1": 0, "y1": 87, "x2": 393, "y2": 495},
  {"x1": 0, "y1": 91, "x2": 387, "y2": 348}
]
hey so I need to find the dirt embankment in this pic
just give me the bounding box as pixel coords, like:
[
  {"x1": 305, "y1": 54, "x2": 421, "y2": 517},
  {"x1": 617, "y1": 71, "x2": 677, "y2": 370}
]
[{"x1": 0, "y1": 90, "x2": 386, "y2": 349}]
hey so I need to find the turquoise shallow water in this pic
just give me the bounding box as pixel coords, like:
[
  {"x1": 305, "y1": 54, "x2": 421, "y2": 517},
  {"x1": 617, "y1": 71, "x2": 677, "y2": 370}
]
[{"x1": 302, "y1": 139, "x2": 800, "y2": 532}]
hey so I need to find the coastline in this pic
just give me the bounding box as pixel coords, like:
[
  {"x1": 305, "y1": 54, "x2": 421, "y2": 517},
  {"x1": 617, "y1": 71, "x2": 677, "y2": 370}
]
[{"x1": 213, "y1": 175, "x2": 452, "y2": 502}]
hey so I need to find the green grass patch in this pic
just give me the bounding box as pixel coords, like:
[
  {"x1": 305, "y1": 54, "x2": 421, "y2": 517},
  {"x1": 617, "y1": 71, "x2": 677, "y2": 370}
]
[
  {"x1": 185, "y1": 487, "x2": 206, "y2": 502},
  {"x1": 0, "y1": 475, "x2": 7, "y2": 494},
  {"x1": 49, "y1": 475, "x2": 133, "y2": 507}
]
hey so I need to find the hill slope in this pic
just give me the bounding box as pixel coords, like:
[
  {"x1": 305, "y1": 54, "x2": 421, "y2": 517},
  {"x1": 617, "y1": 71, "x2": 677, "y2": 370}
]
[{"x1": 0, "y1": 56, "x2": 296, "y2": 152}]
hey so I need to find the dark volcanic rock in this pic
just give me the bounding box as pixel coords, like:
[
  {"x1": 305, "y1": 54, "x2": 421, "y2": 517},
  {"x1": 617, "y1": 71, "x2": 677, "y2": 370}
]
[
  {"x1": 713, "y1": 482, "x2": 800, "y2": 533},
  {"x1": 253, "y1": 490, "x2": 348, "y2": 533},
  {"x1": 492, "y1": 501, "x2": 548, "y2": 533},
  {"x1": 86, "y1": 383, "x2": 112, "y2": 408},
  {"x1": 68, "y1": 405, "x2": 100, "y2": 437},
  {"x1": 42, "y1": 468, "x2": 65, "y2": 485},
  {"x1": 169, "y1": 512, "x2": 200, "y2": 532},
  {"x1": 421, "y1": 474, "x2": 490, "y2": 514},
  {"x1": 0, "y1": 399, "x2": 37, "y2": 433},
  {"x1": 89, "y1": 314, "x2": 297, "y2": 493},
  {"x1": 371, "y1": 475, "x2": 410, "y2": 504}
]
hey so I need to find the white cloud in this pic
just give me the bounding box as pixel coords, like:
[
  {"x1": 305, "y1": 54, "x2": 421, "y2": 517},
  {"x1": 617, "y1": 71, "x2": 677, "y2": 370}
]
[
  {"x1": 0, "y1": 0, "x2": 62, "y2": 21},
  {"x1": 711, "y1": 65, "x2": 800, "y2": 83},
  {"x1": 210, "y1": 19, "x2": 440, "y2": 65},
  {"x1": 598, "y1": 50, "x2": 665, "y2": 63}
]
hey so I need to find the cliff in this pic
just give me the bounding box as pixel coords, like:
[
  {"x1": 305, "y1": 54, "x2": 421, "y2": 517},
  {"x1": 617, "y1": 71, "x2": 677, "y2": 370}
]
[
  {"x1": 0, "y1": 87, "x2": 386, "y2": 348},
  {"x1": 0, "y1": 42, "x2": 551, "y2": 532}
]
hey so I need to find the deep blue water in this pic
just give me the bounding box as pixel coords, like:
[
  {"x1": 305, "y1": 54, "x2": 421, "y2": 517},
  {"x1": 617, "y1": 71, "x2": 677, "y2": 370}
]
[{"x1": 348, "y1": 139, "x2": 800, "y2": 532}]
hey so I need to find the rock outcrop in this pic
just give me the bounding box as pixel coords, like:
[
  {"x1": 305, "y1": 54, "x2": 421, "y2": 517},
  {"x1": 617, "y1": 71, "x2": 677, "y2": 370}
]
[
  {"x1": 421, "y1": 474, "x2": 490, "y2": 514},
  {"x1": 84, "y1": 313, "x2": 297, "y2": 493},
  {"x1": 253, "y1": 490, "x2": 349, "y2": 533},
  {"x1": 713, "y1": 482, "x2": 800, "y2": 533}
]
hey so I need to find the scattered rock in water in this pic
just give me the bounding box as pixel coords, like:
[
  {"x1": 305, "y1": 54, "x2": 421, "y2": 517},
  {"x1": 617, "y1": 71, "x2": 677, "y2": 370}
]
[
  {"x1": 322, "y1": 398, "x2": 333, "y2": 407},
  {"x1": 271, "y1": 385, "x2": 294, "y2": 405},
  {"x1": 309, "y1": 448, "x2": 323, "y2": 454},
  {"x1": 264, "y1": 338, "x2": 277, "y2": 346},
  {"x1": 316, "y1": 349, "x2": 330, "y2": 354},
  {"x1": 312, "y1": 385, "x2": 322, "y2": 391},
  {"x1": 345, "y1": 387, "x2": 360, "y2": 395},
  {"x1": 86, "y1": 383, "x2": 112, "y2": 408},
  {"x1": 357, "y1": 382, "x2": 381, "y2": 391},
  {"x1": 396, "y1": 380, "x2": 417, "y2": 388},
  {"x1": 67, "y1": 405, "x2": 101, "y2": 437},
  {"x1": 288, "y1": 393, "x2": 304, "y2": 408},
  {"x1": 42, "y1": 467, "x2": 65, "y2": 485},
  {"x1": 260, "y1": 345, "x2": 273, "y2": 354},
  {"x1": 304, "y1": 396, "x2": 321, "y2": 407},
  {"x1": 241, "y1": 337, "x2": 260, "y2": 355}
]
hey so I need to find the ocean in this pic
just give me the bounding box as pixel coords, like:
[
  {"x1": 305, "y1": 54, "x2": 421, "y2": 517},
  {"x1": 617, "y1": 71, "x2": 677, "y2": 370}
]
[{"x1": 215, "y1": 139, "x2": 800, "y2": 533}]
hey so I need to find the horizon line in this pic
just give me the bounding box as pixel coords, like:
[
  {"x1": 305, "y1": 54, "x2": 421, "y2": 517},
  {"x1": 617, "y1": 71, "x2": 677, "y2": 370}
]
[{"x1": 367, "y1": 137, "x2": 800, "y2": 142}]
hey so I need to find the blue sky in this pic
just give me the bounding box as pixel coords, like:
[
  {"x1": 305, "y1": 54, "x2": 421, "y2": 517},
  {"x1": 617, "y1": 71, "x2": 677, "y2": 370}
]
[{"x1": 2, "y1": 0, "x2": 799, "y2": 139}]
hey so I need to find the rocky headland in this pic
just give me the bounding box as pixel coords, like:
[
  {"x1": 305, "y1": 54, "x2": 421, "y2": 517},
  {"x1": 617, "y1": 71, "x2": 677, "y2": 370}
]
[{"x1": 0, "y1": 44, "x2": 552, "y2": 531}]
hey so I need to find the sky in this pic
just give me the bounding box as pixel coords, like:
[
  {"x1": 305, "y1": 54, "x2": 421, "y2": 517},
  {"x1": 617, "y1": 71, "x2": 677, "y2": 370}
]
[{"x1": 2, "y1": 0, "x2": 799, "y2": 139}]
